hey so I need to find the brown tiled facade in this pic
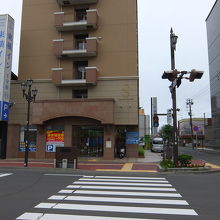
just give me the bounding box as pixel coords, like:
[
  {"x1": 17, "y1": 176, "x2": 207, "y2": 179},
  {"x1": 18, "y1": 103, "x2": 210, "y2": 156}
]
[{"x1": 7, "y1": 0, "x2": 139, "y2": 160}]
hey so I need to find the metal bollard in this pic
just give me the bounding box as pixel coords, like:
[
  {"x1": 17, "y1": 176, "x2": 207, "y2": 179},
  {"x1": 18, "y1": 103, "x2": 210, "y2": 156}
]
[
  {"x1": 73, "y1": 159, "x2": 77, "y2": 169},
  {"x1": 62, "y1": 159, "x2": 68, "y2": 168}
]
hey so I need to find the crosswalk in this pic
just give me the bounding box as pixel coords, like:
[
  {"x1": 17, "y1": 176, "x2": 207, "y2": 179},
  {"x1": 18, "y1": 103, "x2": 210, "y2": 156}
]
[
  {"x1": 0, "y1": 173, "x2": 12, "y2": 178},
  {"x1": 16, "y1": 175, "x2": 198, "y2": 220}
]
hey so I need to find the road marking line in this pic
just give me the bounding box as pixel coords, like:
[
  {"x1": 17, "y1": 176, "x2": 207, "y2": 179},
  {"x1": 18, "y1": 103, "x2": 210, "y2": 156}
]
[
  {"x1": 49, "y1": 195, "x2": 188, "y2": 205},
  {"x1": 44, "y1": 174, "x2": 84, "y2": 177},
  {"x1": 35, "y1": 203, "x2": 198, "y2": 216},
  {"x1": 79, "y1": 178, "x2": 168, "y2": 183},
  {"x1": 17, "y1": 213, "x2": 162, "y2": 220},
  {"x1": 95, "y1": 169, "x2": 157, "y2": 172},
  {"x1": 74, "y1": 181, "x2": 172, "y2": 187},
  {"x1": 121, "y1": 163, "x2": 133, "y2": 170},
  {"x1": 0, "y1": 173, "x2": 12, "y2": 178},
  {"x1": 206, "y1": 163, "x2": 220, "y2": 169},
  {"x1": 66, "y1": 185, "x2": 176, "y2": 191},
  {"x1": 73, "y1": 190, "x2": 182, "y2": 197},
  {"x1": 92, "y1": 176, "x2": 166, "y2": 180}
]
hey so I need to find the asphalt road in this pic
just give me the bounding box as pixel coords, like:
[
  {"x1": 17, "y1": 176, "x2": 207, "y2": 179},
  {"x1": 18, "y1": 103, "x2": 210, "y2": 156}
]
[
  {"x1": 179, "y1": 146, "x2": 220, "y2": 166},
  {"x1": 0, "y1": 168, "x2": 220, "y2": 220}
]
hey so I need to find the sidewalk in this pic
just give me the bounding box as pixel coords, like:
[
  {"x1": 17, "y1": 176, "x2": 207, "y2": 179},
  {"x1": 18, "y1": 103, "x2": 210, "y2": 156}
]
[
  {"x1": 0, "y1": 150, "x2": 219, "y2": 172},
  {"x1": 0, "y1": 150, "x2": 161, "y2": 172}
]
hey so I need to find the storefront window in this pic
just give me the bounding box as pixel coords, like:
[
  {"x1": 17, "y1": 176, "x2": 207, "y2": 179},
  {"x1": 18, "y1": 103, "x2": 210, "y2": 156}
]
[{"x1": 19, "y1": 125, "x2": 37, "y2": 152}]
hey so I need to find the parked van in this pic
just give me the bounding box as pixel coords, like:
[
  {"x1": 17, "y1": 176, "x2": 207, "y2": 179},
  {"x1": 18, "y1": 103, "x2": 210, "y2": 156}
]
[{"x1": 151, "y1": 137, "x2": 164, "y2": 153}]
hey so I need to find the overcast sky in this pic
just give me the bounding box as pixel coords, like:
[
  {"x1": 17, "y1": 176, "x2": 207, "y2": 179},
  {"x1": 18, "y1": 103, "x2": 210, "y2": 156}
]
[
  {"x1": 0, "y1": 0, "x2": 216, "y2": 127},
  {"x1": 138, "y1": 0, "x2": 216, "y2": 127}
]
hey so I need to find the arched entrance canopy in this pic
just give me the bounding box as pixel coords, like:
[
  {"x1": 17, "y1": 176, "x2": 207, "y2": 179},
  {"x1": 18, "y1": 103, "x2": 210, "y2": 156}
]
[{"x1": 32, "y1": 99, "x2": 115, "y2": 125}]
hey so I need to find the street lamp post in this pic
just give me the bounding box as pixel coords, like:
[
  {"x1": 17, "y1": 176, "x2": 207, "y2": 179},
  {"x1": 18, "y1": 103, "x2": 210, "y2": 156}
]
[
  {"x1": 170, "y1": 28, "x2": 178, "y2": 166},
  {"x1": 21, "y1": 79, "x2": 38, "y2": 167},
  {"x1": 186, "y1": 98, "x2": 194, "y2": 148}
]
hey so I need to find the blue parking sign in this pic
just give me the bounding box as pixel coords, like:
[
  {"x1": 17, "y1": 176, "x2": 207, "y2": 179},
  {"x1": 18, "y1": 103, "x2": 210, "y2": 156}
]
[{"x1": 46, "y1": 145, "x2": 55, "y2": 152}]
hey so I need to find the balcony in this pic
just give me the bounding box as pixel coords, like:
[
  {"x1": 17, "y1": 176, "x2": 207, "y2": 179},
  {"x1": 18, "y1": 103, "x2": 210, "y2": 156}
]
[
  {"x1": 53, "y1": 37, "x2": 97, "y2": 58},
  {"x1": 52, "y1": 67, "x2": 97, "y2": 86},
  {"x1": 54, "y1": 10, "x2": 98, "y2": 32},
  {"x1": 57, "y1": 0, "x2": 98, "y2": 6}
]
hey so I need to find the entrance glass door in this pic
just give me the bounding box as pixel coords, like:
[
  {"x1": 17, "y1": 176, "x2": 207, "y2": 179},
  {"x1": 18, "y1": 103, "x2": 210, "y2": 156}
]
[{"x1": 73, "y1": 126, "x2": 104, "y2": 157}]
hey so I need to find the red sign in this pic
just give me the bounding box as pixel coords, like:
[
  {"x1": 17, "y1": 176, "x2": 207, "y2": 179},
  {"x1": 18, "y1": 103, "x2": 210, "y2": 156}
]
[{"x1": 46, "y1": 130, "x2": 64, "y2": 142}]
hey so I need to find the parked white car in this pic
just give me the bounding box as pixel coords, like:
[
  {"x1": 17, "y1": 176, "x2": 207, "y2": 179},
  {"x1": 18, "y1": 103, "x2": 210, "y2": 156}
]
[{"x1": 151, "y1": 137, "x2": 164, "y2": 153}]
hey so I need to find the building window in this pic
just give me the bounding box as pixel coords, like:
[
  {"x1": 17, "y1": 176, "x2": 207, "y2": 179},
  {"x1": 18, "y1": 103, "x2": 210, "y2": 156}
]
[
  {"x1": 75, "y1": 8, "x2": 88, "y2": 21},
  {"x1": 19, "y1": 125, "x2": 37, "y2": 152},
  {"x1": 74, "y1": 61, "x2": 88, "y2": 79},
  {"x1": 75, "y1": 34, "x2": 88, "y2": 49},
  {"x1": 73, "y1": 89, "x2": 88, "y2": 98}
]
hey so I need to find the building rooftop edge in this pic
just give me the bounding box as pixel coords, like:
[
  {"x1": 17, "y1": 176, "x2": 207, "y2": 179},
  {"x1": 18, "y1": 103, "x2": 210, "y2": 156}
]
[{"x1": 206, "y1": 0, "x2": 218, "y2": 21}]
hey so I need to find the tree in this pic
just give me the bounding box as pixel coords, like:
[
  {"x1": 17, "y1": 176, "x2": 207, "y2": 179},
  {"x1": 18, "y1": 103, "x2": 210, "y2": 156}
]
[{"x1": 159, "y1": 124, "x2": 173, "y2": 143}]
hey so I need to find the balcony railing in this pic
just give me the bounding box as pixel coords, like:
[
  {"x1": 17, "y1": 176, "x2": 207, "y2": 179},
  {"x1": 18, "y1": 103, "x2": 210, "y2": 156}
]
[
  {"x1": 53, "y1": 37, "x2": 97, "y2": 58},
  {"x1": 57, "y1": 0, "x2": 98, "y2": 6},
  {"x1": 52, "y1": 67, "x2": 97, "y2": 86},
  {"x1": 54, "y1": 10, "x2": 98, "y2": 31}
]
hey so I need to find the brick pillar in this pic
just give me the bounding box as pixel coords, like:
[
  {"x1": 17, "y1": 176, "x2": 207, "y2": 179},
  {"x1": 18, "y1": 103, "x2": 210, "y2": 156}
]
[
  {"x1": 103, "y1": 125, "x2": 115, "y2": 160},
  {"x1": 6, "y1": 124, "x2": 20, "y2": 158},
  {"x1": 36, "y1": 125, "x2": 46, "y2": 159},
  {"x1": 64, "y1": 124, "x2": 72, "y2": 147}
]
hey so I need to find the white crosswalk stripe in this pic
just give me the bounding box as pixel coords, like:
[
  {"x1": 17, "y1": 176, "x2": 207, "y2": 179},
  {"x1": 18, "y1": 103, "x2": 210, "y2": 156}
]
[
  {"x1": 0, "y1": 173, "x2": 12, "y2": 178},
  {"x1": 16, "y1": 175, "x2": 198, "y2": 220},
  {"x1": 49, "y1": 195, "x2": 189, "y2": 205},
  {"x1": 73, "y1": 181, "x2": 172, "y2": 187},
  {"x1": 79, "y1": 178, "x2": 169, "y2": 183},
  {"x1": 17, "y1": 213, "x2": 162, "y2": 220},
  {"x1": 65, "y1": 184, "x2": 177, "y2": 191}
]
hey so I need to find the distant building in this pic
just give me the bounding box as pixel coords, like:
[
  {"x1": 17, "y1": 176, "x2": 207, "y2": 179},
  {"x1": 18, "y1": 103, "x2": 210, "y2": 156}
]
[
  {"x1": 139, "y1": 108, "x2": 150, "y2": 138},
  {"x1": 206, "y1": 0, "x2": 220, "y2": 149},
  {"x1": 178, "y1": 118, "x2": 209, "y2": 147}
]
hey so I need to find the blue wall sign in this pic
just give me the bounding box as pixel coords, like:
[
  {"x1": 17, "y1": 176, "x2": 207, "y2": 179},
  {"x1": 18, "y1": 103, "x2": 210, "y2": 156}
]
[
  {"x1": 0, "y1": 101, "x2": 9, "y2": 121},
  {"x1": 126, "y1": 132, "x2": 139, "y2": 144}
]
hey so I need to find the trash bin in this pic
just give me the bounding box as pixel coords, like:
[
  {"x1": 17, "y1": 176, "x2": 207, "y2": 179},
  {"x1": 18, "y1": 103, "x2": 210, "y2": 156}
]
[{"x1": 55, "y1": 147, "x2": 78, "y2": 168}]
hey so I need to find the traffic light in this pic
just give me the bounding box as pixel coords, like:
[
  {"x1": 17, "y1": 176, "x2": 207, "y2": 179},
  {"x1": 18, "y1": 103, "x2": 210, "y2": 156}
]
[
  {"x1": 162, "y1": 69, "x2": 179, "y2": 82},
  {"x1": 189, "y1": 69, "x2": 204, "y2": 82},
  {"x1": 153, "y1": 115, "x2": 159, "y2": 127}
]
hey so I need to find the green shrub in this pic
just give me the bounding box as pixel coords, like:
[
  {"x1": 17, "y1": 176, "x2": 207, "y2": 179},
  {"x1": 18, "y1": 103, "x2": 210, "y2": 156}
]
[
  {"x1": 160, "y1": 159, "x2": 174, "y2": 169},
  {"x1": 138, "y1": 146, "x2": 145, "y2": 156},
  {"x1": 178, "y1": 154, "x2": 193, "y2": 167}
]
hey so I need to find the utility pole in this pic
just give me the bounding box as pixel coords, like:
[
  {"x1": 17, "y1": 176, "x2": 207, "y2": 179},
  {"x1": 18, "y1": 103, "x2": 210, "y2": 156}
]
[
  {"x1": 162, "y1": 29, "x2": 204, "y2": 164},
  {"x1": 170, "y1": 28, "x2": 178, "y2": 165},
  {"x1": 186, "y1": 99, "x2": 194, "y2": 149}
]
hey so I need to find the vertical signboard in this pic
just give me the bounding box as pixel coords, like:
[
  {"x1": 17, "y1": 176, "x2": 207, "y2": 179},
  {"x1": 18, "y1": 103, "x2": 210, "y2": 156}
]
[
  {"x1": 167, "y1": 109, "x2": 172, "y2": 125},
  {"x1": 151, "y1": 97, "x2": 158, "y2": 135},
  {"x1": 126, "y1": 132, "x2": 139, "y2": 144},
  {"x1": 46, "y1": 130, "x2": 64, "y2": 152},
  {"x1": 0, "y1": 14, "x2": 14, "y2": 121}
]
